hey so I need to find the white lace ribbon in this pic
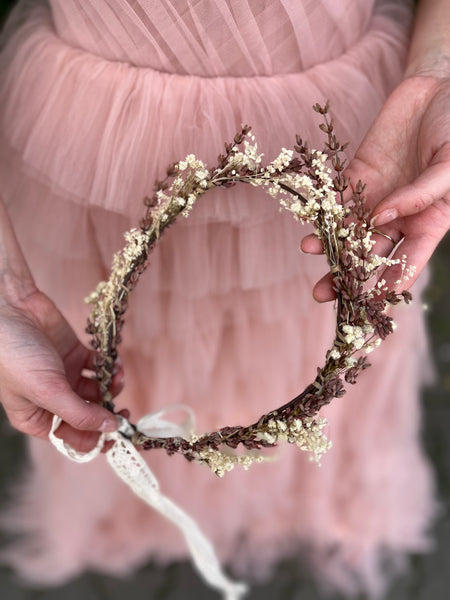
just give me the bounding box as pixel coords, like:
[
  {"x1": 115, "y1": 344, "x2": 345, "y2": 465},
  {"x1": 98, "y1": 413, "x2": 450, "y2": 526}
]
[{"x1": 49, "y1": 409, "x2": 247, "y2": 600}]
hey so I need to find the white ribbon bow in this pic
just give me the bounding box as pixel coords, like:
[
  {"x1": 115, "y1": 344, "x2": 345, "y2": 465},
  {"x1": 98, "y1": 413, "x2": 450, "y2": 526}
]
[{"x1": 49, "y1": 406, "x2": 247, "y2": 600}]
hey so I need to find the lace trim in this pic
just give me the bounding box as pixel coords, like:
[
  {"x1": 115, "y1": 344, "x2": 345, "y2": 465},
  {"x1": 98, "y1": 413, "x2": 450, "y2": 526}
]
[{"x1": 49, "y1": 411, "x2": 247, "y2": 600}]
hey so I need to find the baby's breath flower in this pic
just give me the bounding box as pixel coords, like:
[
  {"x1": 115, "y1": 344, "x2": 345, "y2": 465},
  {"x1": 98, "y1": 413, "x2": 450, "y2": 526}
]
[
  {"x1": 255, "y1": 417, "x2": 331, "y2": 465},
  {"x1": 196, "y1": 447, "x2": 264, "y2": 477},
  {"x1": 345, "y1": 357, "x2": 358, "y2": 368}
]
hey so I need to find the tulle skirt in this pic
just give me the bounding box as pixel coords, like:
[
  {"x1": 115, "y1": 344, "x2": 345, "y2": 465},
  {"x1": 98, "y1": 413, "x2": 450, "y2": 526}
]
[{"x1": 0, "y1": 0, "x2": 436, "y2": 597}]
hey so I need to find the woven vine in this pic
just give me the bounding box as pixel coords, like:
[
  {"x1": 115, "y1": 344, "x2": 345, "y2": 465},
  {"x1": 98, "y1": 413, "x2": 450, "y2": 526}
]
[{"x1": 85, "y1": 103, "x2": 413, "y2": 476}]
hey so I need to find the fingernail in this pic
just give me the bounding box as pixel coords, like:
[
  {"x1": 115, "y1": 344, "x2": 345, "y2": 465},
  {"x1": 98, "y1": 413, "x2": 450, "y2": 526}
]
[
  {"x1": 371, "y1": 208, "x2": 398, "y2": 227},
  {"x1": 100, "y1": 419, "x2": 117, "y2": 432}
]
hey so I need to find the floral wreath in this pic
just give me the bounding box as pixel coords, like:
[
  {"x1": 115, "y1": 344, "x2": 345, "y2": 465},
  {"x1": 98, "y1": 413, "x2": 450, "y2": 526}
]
[{"x1": 85, "y1": 103, "x2": 413, "y2": 477}]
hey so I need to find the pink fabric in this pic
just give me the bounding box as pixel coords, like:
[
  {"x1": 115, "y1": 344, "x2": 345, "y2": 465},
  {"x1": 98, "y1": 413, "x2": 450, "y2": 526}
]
[{"x1": 0, "y1": 0, "x2": 436, "y2": 597}]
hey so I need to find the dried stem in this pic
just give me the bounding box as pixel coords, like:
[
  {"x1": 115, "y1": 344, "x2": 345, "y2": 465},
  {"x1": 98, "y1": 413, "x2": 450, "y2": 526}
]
[{"x1": 85, "y1": 103, "x2": 412, "y2": 475}]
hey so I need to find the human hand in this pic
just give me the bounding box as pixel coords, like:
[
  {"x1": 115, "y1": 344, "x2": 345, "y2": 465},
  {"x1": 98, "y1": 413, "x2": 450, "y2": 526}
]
[
  {"x1": 0, "y1": 289, "x2": 123, "y2": 451},
  {"x1": 302, "y1": 75, "x2": 450, "y2": 301}
]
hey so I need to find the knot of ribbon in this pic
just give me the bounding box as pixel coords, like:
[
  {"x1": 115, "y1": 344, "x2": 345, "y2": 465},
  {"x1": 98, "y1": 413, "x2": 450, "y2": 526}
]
[{"x1": 49, "y1": 406, "x2": 247, "y2": 600}]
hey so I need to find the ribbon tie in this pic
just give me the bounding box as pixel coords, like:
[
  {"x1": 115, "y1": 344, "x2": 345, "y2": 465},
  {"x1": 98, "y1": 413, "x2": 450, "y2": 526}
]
[{"x1": 49, "y1": 406, "x2": 247, "y2": 600}]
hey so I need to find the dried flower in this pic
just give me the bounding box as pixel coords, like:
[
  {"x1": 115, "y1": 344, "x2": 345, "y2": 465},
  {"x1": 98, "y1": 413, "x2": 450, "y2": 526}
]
[{"x1": 85, "y1": 103, "x2": 413, "y2": 475}]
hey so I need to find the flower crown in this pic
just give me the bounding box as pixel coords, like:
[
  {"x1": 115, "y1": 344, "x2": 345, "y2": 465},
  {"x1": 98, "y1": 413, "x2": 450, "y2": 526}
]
[{"x1": 85, "y1": 103, "x2": 413, "y2": 476}]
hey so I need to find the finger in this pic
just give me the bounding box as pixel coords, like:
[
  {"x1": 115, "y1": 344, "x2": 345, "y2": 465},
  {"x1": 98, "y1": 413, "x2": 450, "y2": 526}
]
[
  {"x1": 371, "y1": 156, "x2": 450, "y2": 227},
  {"x1": 301, "y1": 234, "x2": 323, "y2": 254},
  {"x1": 3, "y1": 398, "x2": 102, "y2": 451},
  {"x1": 369, "y1": 225, "x2": 403, "y2": 258},
  {"x1": 312, "y1": 272, "x2": 335, "y2": 303},
  {"x1": 117, "y1": 408, "x2": 130, "y2": 420},
  {"x1": 79, "y1": 350, "x2": 124, "y2": 401},
  {"x1": 25, "y1": 404, "x2": 125, "y2": 452},
  {"x1": 101, "y1": 408, "x2": 131, "y2": 453},
  {"x1": 65, "y1": 345, "x2": 97, "y2": 389},
  {"x1": 32, "y1": 375, "x2": 117, "y2": 433},
  {"x1": 74, "y1": 375, "x2": 104, "y2": 403},
  {"x1": 83, "y1": 352, "x2": 123, "y2": 377},
  {"x1": 74, "y1": 369, "x2": 124, "y2": 404},
  {"x1": 5, "y1": 400, "x2": 54, "y2": 439},
  {"x1": 382, "y1": 230, "x2": 443, "y2": 293},
  {"x1": 83, "y1": 348, "x2": 97, "y2": 372},
  {"x1": 53, "y1": 420, "x2": 103, "y2": 453},
  {"x1": 310, "y1": 224, "x2": 402, "y2": 303},
  {"x1": 110, "y1": 363, "x2": 125, "y2": 397}
]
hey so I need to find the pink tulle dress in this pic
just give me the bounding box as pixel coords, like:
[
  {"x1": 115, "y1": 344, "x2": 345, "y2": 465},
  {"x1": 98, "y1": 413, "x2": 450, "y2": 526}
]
[{"x1": 0, "y1": 0, "x2": 436, "y2": 596}]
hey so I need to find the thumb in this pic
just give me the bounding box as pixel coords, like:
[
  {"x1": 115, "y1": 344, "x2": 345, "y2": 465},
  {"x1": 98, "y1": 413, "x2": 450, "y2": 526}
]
[{"x1": 33, "y1": 375, "x2": 118, "y2": 433}]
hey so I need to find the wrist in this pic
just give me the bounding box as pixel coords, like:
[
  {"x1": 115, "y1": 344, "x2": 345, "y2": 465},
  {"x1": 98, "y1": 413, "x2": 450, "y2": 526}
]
[
  {"x1": 404, "y1": 50, "x2": 450, "y2": 79},
  {"x1": 0, "y1": 273, "x2": 37, "y2": 309},
  {"x1": 405, "y1": 0, "x2": 450, "y2": 79},
  {"x1": 0, "y1": 197, "x2": 37, "y2": 307}
]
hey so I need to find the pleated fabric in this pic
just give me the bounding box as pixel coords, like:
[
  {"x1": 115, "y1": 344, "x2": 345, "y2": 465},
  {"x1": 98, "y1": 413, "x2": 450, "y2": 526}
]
[{"x1": 0, "y1": 1, "x2": 436, "y2": 597}]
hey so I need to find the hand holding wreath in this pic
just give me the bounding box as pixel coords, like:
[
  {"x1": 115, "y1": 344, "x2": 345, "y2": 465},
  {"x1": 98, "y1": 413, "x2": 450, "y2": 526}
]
[
  {"x1": 303, "y1": 75, "x2": 450, "y2": 301},
  {"x1": 0, "y1": 198, "x2": 121, "y2": 450}
]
